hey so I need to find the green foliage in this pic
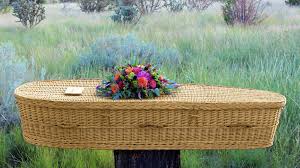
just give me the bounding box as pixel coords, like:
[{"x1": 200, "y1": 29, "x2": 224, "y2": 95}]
[
  {"x1": 0, "y1": 131, "x2": 9, "y2": 167},
  {"x1": 7, "y1": 129, "x2": 37, "y2": 167},
  {"x1": 285, "y1": 0, "x2": 300, "y2": 6},
  {"x1": 12, "y1": 0, "x2": 46, "y2": 28},
  {"x1": 79, "y1": 0, "x2": 110, "y2": 13},
  {"x1": 0, "y1": 128, "x2": 113, "y2": 168},
  {"x1": 0, "y1": 128, "x2": 37, "y2": 167},
  {"x1": 111, "y1": 5, "x2": 139, "y2": 24}
]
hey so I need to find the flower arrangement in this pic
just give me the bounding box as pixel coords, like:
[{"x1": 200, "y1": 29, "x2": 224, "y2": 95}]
[{"x1": 96, "y1": 64, "x2": 179, "y2": 100}]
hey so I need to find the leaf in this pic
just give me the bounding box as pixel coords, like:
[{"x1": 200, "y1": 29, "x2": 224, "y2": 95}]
[
  {"x1": 166, "y1": 84, "x2": 175, "y2": 89},
  {"x1": 112, "y1": 93, "x2": 122, "y2": 100},
  {"x1": 128, "y1": 72, "x2": 135, "y2": 80},
  {"x1": 148, "y1": 90, "x2": 154, "y2": 97},
  {"x1": 166, "y1": 83, "x2": 179, "y2": 89},
  {"x1": 154, "y1": 88, "x2": 160, "y2": 96}
]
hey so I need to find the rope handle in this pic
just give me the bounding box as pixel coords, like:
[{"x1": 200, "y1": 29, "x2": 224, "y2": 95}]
[
  {"x1": 138, "y1": 124, "x2": 167, "y2": 129},
  {"x1": 226, "y1": 124, "x2": 254, "y2": 128}
]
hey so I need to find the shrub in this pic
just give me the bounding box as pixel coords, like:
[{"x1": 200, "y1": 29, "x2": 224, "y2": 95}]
[
  {"x1": 134, "y1": 0, "x2": 164, "y2": 15},
  {"x1": 111, "y1": 5, "x2": 140, "y2": 24},
  {"x1": 285, "y1": 0, "x2": 300, "y2": 6},
  {"x1": 12, "y1": 0, "x2": 45, "y2": 28},
  {"x1": 36, "y1": 0, "x2": 46, "y2": 4},
  {"x1": 73, "y1": 34, "x2": 181, "y2": 75},
  {"x1": 0, "y1": 0, "x2": 10, "y2": 13},
  {"x1": 79, "y1": 0, "x2": 109, "y2": 13},
  {"x1": 222, "y1": 0, "x2": 267, "y2": 25},
  {"x1": 10, "y1": 0, "x2": 45, "y2": 5},
  {"x1": 119, "y1": 0, "x2": 135, "y2": 5},
  {"x1": 0, "y1": 43, "x2": 46, "y2": 129},
  {"x1": 164, "y1": 0, "x2": 185, "y2": 12},
  {"x1": 0, "y1": 43, "x2": 23, "y2": 128},
  {"x1": 9, "y1": 0, "x2": 17, "y2": 4},
  {"x1": 186, "y1": 0, "x2": 215, "y2": 10}
]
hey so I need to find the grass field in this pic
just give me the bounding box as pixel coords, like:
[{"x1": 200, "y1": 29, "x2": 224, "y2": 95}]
[{"x1": 0, "y1": 1, "x2": 300, "y2": 167}]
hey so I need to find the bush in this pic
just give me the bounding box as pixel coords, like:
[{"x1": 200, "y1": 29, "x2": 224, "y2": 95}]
[
  {"x1": 0, "y1": 0, "x2": 10, "y2": 13},
  {"x1": 0, "y1": 43, "x2": 19, "y2": 129},
  {"x1": 119, "y1": 0, "x2": 135, "y2": 5},
  {"x1": 111, "y1": 0, "x2": 140, "y2": 24},
  {"x1": 285, "y1": 0, "x2": 300, "y2": 6},
  {"x1": 73, "y1": 34, "x2": 181, "y2": 75},
  {"x1": 222, "y1": 0, "x2": 267, "y2": 25},
  {"x1": 12, "y1": 0, "x2": 45, "y2": 28},
  {"x1": 111, "y1": 5, "x2": 139, "y2": 24},
  {"x1": 0, "y1": 43, "x2": 46, "y2": 129},
  {"x1": 134, "y1": 0, "x2": 164, "y2": 15},
  {"x1": 164, "y1": 0, "x2": 185, "y2": 12},
  {"x1": 186, "y1": 0, "x2": 215, "y2": 10},
  {"x1": 10, "y1": 0, "x2": 45, "y2": 5},
  {"x1": 79, "y1": 0, "x2": 109, "y2": 13},
  {"x1": 36, "y1": 0, "x2": 46, "y2": 4}
]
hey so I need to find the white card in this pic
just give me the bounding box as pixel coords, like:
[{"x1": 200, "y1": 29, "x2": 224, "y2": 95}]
[{"x1": 65, "y1": 87, "x2": 84, "y2": 95}]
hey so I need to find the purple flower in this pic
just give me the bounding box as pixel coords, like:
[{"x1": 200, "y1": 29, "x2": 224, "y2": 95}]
[
  {"x1": 132, "y1": 67, "x2": 142, "y2": 75},
  {"x1": 137, "y1": 71, "x2": 151, "y2": 80}
]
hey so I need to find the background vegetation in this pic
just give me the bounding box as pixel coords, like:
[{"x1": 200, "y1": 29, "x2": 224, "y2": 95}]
[{"x1": 0, "y1": 0, "x2": 299, "y2": 167}]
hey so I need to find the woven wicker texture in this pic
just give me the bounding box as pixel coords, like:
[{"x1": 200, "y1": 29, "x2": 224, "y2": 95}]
[{"x1": 15, "y1": 80, "x2": 286, "y2": 150}]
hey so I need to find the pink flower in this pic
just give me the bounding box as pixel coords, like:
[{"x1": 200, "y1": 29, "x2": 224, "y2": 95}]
[
  {"x1": 149, "y1": 80, "x2": 156, "y2": 89},
  {"x1": 132, "y1": 67, "x2": 142, "y2": 75}
]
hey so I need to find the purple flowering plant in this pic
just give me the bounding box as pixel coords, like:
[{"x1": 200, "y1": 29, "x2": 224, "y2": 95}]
[{"x1": 96, "y1": 64, "x2": 179, "y2": 100}]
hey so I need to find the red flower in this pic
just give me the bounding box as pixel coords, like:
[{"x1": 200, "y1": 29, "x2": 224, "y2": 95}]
[
  {"x1": 149, "y1": 79, "x2": 156, "y2": 89},
  {"x1": 138, "y1": 77, "x2": 148, "y2": 88},
  {"x1": 111, "y1": 84, "x2": 119, "y2": 94},
  {"x1": 114, "y1": 72, "x2": 121, "y2": 81}
]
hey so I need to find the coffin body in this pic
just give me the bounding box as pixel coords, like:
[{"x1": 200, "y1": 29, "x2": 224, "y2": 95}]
[{"x1": 15, "y1": 80, "x2": 286, "y2": 150}]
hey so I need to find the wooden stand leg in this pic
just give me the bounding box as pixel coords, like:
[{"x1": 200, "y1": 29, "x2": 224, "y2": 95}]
[{"x1": 114, "y1": 150, "x2": 180, "y2": 168}]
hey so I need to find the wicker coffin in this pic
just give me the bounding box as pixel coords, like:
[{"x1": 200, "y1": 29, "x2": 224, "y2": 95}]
[{"x1": 15, "y1": 80, "x2": 286, "y2": 150}]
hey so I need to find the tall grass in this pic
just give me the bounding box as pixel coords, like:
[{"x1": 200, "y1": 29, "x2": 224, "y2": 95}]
[{"x1": 0, "y1": 8, "x2": 299, "y2": 168}]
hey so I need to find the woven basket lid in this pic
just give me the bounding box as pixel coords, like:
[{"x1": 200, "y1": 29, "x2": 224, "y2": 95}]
[{"x1": 15, "y1": 80, "x2": 286, "y2": 110}]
